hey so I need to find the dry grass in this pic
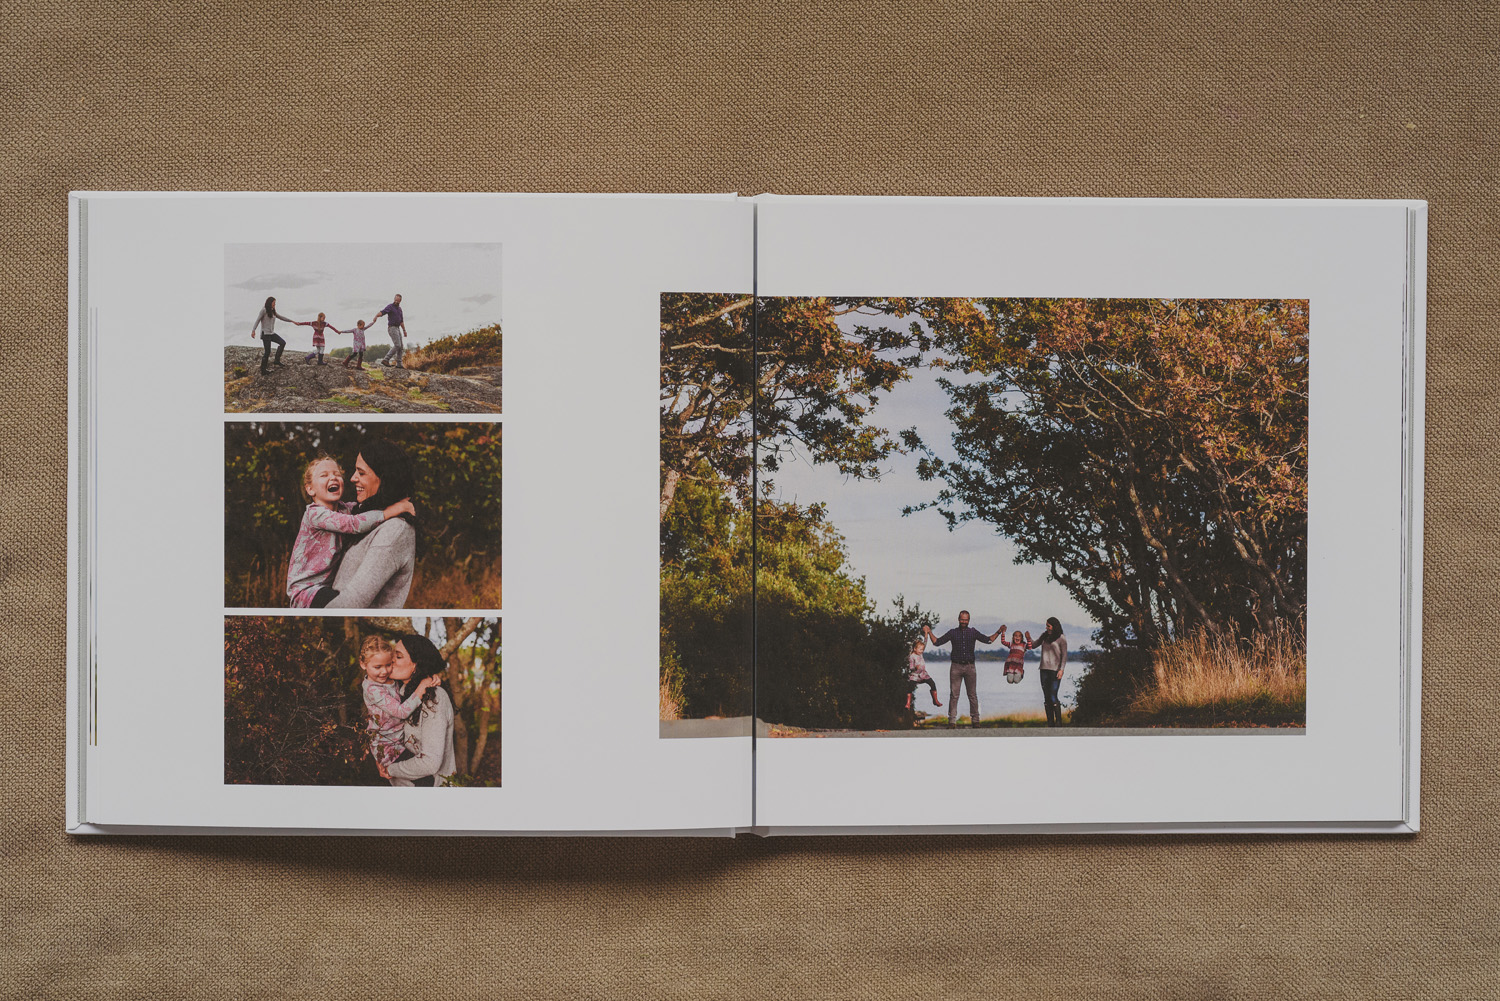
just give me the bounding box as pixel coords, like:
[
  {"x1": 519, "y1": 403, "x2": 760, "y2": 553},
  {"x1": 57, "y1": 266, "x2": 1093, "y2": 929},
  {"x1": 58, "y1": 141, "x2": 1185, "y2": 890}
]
[
  {"x1": 1122, "y1": 624, "x2": 1306, "y2": 727},
  {"x1": 224, "y1": 374, "x2": 255, "y2": 412},
  {"x1": 408, "y1": 558, "x2": 501, "y2": 610},
  {"x1": 229, "y1": 554, "x2": 286, "y2": 607},
  {"x1": 226, "y1": 553, "x2": 500, "y2": 610},
  {"x1": 659, "y1": 679, "x2": 682, "y2": 721}
]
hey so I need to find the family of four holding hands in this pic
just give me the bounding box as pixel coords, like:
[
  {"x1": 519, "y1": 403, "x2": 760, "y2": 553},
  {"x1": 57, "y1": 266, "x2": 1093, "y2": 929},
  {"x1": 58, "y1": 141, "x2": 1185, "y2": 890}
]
[
  {"x1": 910, "y1": 611, "x2": 1070, "y2": 727},
  {"x1": 249, "y1": 293, "x2": 410, "y2": 374}
]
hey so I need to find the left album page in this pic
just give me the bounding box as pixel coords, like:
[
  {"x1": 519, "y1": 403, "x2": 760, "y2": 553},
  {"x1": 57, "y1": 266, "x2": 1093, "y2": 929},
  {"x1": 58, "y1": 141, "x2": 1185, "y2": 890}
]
[{"x1": 67, "y1": 192, "x2": 754, "y2": 835}]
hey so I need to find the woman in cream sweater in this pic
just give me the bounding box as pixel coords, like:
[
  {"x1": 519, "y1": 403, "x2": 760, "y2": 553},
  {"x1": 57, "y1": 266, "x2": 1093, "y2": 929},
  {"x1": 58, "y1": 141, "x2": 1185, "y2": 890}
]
[{"x1": 1030, "y1": 617, "x2": 1069, "y2": 727}]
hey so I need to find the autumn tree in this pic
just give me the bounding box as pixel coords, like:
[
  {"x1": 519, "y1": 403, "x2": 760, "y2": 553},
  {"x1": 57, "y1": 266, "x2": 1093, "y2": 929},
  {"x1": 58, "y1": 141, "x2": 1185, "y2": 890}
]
[
  {"x1": 659, "y1": 294, "x2": 930, "y2": 521},
  {"x1": 914, "y1": 298, "x2": 1308, "y2": 645}
]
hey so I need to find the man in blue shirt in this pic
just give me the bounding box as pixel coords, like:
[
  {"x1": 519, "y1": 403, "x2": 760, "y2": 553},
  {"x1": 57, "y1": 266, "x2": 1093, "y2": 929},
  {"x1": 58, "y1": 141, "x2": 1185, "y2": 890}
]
[
  {"x1": 373, "y1": 294, "x2": 408, "y2": 368},
  {"x1": 923, "y1": 610, "x2": 1003, "y2": 728}
]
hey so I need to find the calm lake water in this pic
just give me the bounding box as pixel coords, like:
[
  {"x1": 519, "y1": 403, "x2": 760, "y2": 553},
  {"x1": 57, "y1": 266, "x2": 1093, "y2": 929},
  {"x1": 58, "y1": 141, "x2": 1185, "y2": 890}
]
[{"x1": 917, "y1": 658, "x2": 1083, "y2": 720}]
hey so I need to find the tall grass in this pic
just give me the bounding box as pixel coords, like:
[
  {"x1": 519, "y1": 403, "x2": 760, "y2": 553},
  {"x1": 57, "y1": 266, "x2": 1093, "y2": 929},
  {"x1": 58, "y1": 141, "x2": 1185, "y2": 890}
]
[
  {"x1": 1120, "y1": 623, "x2": 1306, "y2": 727},
  {"x1": 227, "y1": 553, "x2": 500, "y2": 610}
]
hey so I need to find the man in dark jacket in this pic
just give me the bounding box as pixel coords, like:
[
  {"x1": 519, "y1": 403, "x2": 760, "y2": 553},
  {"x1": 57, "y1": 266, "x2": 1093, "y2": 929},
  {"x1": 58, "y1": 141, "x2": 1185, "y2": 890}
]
[{"x1": 924, "y1": 611, "x2": 1003, "y2": 728}]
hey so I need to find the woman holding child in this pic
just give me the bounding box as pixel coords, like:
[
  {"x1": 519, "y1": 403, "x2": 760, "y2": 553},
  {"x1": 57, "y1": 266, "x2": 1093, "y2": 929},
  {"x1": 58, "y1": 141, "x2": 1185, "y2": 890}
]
[
  {"x1": 376, "y1": 634, "x2": 457, "y2": 786},
  {"x1": 324, "y1": 439, "x2": 419, "y2": 609}
]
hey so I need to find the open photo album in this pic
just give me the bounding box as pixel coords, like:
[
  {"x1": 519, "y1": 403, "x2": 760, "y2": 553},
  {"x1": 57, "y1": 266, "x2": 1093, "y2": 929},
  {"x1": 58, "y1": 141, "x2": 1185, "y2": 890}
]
[{"x1": 67, "y1": 192, "x2": 1425, "y2": 835}]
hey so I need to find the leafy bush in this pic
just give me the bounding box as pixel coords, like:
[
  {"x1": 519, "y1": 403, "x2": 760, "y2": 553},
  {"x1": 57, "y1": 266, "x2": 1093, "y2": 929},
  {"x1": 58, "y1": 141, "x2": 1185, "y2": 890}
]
[
  {"x1": 333, "y1": 343, "x2": 391, "y2": 362},
  {"x1": 408, "y1": 324, "x2": 502, "y2": 373},
  {"x1": 1069, "y1": 646, "x2": 1155, "y2": 725},
  {"x1": 225, "y1": 617, "x2": 373, "y2": 785},
  {"x1": 661, "y1": 470, "x2": 927, "y2": 729}
]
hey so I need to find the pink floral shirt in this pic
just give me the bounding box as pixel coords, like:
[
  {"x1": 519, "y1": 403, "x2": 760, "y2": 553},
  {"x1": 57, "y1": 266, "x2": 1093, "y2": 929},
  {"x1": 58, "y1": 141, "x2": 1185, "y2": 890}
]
[
  {"x1": 362, "y1": 678, "x2": 425, "y2": 766},
  {"x1": 907, "y1": 652, "x2": 932, "y2": 682},
  {"x1": 285, "y1": 502, "x2": 386, "y2": 607}
]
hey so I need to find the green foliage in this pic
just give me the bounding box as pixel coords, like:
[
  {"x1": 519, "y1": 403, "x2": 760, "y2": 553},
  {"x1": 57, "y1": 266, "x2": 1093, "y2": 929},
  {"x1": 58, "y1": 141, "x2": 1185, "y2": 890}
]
[
  {"x1": 1068, "y1": 647, "x2": 1155, "y2": 726},
  {"x1": 756, "y1": 590, "x2": 928, "y2": 731},
  {"x1": 330, "y1": 343, "x2": 393, "y2": 361},
  {"x1": 660, "y1": 469, "x2": 922, "y2": 729},
  {"x1": 659, "y1": 294, "x2": 928, "y2": 518},
  {"x1": 659, "y1": 472, "x2": 753, "y2": 718},
  {"x1": 224, "y1": 423, "x2": 502, "y2": 608}
]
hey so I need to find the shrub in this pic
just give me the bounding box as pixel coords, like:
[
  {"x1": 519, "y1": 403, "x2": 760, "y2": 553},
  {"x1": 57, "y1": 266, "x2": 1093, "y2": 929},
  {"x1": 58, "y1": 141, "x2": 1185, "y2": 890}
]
[
  {"x1": 407, "y1": 324, "x2": 502, "y2": 373},
  {"x1": 224, "y1": 617, "x2": 372, "y2": 785},
  {"x1": 1069, "y1": 646, "x2": 1155, "y2": 725}
]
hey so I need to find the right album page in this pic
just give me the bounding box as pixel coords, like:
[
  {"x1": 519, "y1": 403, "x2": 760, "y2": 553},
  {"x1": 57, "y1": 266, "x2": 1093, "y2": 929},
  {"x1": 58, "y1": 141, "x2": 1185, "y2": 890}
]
[{"x1": 747, "y1": 195, "x2": 1424, "y2": 833}]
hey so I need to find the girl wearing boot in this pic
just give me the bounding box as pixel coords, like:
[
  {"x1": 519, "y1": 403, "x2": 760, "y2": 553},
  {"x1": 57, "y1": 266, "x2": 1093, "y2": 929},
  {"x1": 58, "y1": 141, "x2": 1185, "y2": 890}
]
[{"x1": 1031, "y1": 617, "x2": 1068, "y2": 726}]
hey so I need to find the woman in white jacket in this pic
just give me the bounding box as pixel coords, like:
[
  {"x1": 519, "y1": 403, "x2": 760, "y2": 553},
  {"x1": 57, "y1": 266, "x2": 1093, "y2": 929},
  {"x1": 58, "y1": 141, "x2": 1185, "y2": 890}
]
[
  {"x1": 377, "y1": 635, "x2": 457, "y2": 786},
  {"x1": 1030, "y1": 617, "x2": 1069, "y2": 727}
]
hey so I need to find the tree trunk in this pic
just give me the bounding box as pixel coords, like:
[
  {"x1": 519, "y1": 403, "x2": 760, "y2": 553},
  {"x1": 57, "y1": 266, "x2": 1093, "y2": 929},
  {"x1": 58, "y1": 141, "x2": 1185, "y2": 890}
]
[
  {"x1": 452, "y1": 712, "x2": 469, "y2": 778},
  {"x1": 660, "y1": 467, "x2": 683, "y2": 522},
  {"x1": 469, "y1": 706, "x2": 491, "y2": 771},
  {"x1": 1127, "y1": 480, "x2": 1214, "y2": 631}
]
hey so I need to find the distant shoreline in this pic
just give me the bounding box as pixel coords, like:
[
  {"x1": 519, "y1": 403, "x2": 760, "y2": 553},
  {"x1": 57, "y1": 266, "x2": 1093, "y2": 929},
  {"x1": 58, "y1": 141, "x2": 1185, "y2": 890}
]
[{"x1": 922, "y1": 650, "x2": 1091, "y2": 662}]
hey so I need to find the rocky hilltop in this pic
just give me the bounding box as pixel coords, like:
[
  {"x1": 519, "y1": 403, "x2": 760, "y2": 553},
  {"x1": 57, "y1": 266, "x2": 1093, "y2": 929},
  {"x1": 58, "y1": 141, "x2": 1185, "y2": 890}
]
[{"x1": 224, "y1": 346, "x2": 502, "y2": 414}]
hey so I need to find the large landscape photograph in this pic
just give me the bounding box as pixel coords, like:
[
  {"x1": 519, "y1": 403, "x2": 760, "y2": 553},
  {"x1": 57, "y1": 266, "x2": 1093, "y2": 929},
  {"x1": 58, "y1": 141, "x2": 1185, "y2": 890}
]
[{"x1": 660, "y1": 295, "x2": 1308, "y2": 735}]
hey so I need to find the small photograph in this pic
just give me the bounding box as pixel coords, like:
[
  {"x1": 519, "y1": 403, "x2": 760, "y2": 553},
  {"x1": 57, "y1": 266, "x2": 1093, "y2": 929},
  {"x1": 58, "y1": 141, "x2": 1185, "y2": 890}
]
[
  {"x1": 225, "y1": 422, "x2": 501, "y2": 610},
  {"x1": 224, "y1": 243, "x2": 502, "y2": 414},
  {"x1": 661, "y1": 296, "x2": 1308, "y2": 736},
  {"x1": 225, "y1": 615, "x2": 501, "y2": 787}
]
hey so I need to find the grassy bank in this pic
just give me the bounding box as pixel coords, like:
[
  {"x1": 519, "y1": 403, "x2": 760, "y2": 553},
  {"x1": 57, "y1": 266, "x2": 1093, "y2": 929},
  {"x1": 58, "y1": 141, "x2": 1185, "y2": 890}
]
[
  {"x1": 1074, "y1": 626, "x2": 1305, "y2": 728},
  {"x1": 915, "y1": 712, "x2": 1054, "y2": 729},
  {"x1": 405, "y1": 324, "x2": 502, "y2": 373}
]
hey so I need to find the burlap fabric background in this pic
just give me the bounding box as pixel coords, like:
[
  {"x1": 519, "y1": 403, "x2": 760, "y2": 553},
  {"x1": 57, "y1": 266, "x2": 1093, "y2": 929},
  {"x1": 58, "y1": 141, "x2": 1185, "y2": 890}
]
[{"x1": 4, "y1": 2, "x2": 1495, "y2": 997}]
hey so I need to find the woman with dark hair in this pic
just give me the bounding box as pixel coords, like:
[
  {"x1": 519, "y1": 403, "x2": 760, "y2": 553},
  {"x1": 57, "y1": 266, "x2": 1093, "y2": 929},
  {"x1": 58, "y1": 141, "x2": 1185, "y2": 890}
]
[
  {"x1": 1030, "y1": 616, "x2": 1069, "y2": 726},
  {"x1": 377, "y1": 635, "x2": 455, "y2": 787},
  {"x1": 324, "y1": 439, "x2": 419, "y2": 609},
  {"x1": 249, "y1": 295, "x2": 296, "y2": 375}
]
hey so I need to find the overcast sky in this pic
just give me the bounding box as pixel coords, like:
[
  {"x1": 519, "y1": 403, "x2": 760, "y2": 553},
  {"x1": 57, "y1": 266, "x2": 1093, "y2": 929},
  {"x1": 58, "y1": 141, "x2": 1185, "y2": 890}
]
[
  {"x1": 764, "y1": 319, "x2": 1099, "y2": 640},
  {"x1": 224, "y1": 243, "x2": 501, "y2": 349}
]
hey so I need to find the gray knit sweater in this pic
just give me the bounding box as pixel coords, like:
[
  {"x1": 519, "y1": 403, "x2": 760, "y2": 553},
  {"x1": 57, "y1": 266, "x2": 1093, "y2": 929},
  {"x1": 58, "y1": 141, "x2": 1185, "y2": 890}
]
[
  {"x1": 386, "y1": 687, "x2": 456, "y2": 787},
  {"x1": 324, "y1": 518, "x2": 415, "y2": 609},
  {"x1": 1032, "y1": 633, "x2": 1069, "y2": 675}
]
